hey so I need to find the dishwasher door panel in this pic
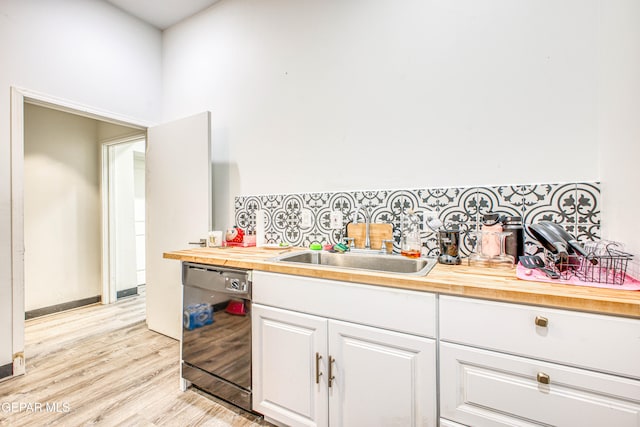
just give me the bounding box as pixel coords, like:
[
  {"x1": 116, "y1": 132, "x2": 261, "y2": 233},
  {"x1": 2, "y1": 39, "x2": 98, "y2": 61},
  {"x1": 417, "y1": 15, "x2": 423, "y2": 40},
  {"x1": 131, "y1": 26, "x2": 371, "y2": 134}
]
[{"x1": 182, "y1": 284, "x2": 251, "y2": 390}]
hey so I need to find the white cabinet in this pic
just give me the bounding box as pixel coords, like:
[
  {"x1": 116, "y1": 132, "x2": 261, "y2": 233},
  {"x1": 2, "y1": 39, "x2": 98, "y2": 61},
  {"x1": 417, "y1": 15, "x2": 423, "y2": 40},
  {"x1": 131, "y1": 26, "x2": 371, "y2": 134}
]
[
  {"x1": 440, "y1": 342, "x2": 640, "y2": 427},
  {"x1": 439, "y1": 295, "x2": 640, "y2": 427},
  {"x1": 328, "y1": 319, "x2": 435, "y2": 427},
  {"x1": 439, "y1": 295, "x2": 640, "y2": 379},
  {"x1": 252, "y1": 304, "x2": 328, "y2": 427},
  {"x1": 251, "y1": 272, "x2": 437, "y2": 427}
]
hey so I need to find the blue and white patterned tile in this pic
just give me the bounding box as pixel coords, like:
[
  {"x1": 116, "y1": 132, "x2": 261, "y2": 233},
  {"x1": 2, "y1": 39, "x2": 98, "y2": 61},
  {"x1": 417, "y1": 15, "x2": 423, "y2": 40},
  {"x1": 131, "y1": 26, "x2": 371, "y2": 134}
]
[
  {"x1": 476, "y1": 186, "x2": 524, "y2": 220},
  {"x1": 269, "y1": 194, "x2": 303, "y2": 246},
  {"x1": 520, "y1": 183, "x2": 577, "y2": 254},
  {"x1": 381, "y1": 190, "x2": 419, "y2": 250},
  {"x1": 301, "y1": 192, "x2": 331, "y2": 212},
  {"x1": 434, "y1": 187, "x2": 477, "y2": 256},
  {"x1": 234, "y1": 195, "x2": 261, "y2": 231},
  {"x1": 417, "y1": 187, "x2": 463, "y2": 216},
  {"x1": 523, "y1": 183, "x2": 576, "y2": 227},
  {"x1": 353, "y1": 190, "x2": 388, "y2": 209},
  {"x1": 575, "y1": 182, "x2": 601, "y2": 243},
  {"x1": 233, "y1": 181, "x2": 604, "y2": 255},
  {"x1": 234, "y1": 196, "x2": 246, "y2": 211},
  {"x1": 328, "y1": 192, "x2": 358, "y2": 222},
  {"x1": 261, "y1": 194, "x2": 284, "y2": 210},
  {"x1": 475, "y1": 184, "x2": 545, "y2": 256}
]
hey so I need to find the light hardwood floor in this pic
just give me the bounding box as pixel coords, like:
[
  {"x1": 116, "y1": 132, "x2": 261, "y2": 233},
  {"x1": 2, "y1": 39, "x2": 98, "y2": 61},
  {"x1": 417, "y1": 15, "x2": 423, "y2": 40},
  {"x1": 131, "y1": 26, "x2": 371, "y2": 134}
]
[{"x1": 0, "y1": 288, "x2": 270, "y2": 426}]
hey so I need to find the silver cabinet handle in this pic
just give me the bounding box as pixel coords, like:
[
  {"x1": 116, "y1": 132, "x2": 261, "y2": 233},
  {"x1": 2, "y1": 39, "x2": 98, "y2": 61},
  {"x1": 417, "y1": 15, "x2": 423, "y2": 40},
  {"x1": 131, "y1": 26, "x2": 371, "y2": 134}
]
[
  {"x1": 315, "y1": 352, "x2": 323, "y2": 384},
  {"x1": 188, "y1": 238, "x2": 206, "y2": 247},
  {"x1": 328, "y1": 355, "x2": 336, "y2": 388}
]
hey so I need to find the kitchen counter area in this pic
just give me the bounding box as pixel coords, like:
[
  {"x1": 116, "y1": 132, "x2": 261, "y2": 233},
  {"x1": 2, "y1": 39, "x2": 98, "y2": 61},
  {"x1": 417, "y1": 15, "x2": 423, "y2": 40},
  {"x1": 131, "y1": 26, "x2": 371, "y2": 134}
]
[
  {"x1": 164, "y1": 246, "x2": 640, "y2": 318},
  {"x1": 166, "y1": 246, "x2": 640, "y2": 426}
]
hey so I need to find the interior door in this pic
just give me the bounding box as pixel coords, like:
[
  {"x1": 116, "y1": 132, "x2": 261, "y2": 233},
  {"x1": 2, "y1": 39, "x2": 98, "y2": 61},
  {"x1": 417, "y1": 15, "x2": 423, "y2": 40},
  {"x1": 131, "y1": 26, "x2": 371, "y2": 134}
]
[{"x1": 146, "y1": 112, "x2": 211, "y2": 340}]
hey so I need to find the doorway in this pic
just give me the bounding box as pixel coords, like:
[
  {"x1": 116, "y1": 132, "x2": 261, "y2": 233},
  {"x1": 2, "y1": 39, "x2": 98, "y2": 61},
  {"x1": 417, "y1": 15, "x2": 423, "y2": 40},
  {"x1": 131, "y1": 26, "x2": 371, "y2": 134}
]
[
  {"x1": 10, "y1": 87, "x2": 151, "y2": 377},
  {"x1": 10, "y1": 87, "x2": 150, "y2": 376},
  {"x1": 23, "y1": 104, "x2": 147, "y2": 318},
  {"x1": 105, "y1": 138, "x2": 146, "y2": 301}
]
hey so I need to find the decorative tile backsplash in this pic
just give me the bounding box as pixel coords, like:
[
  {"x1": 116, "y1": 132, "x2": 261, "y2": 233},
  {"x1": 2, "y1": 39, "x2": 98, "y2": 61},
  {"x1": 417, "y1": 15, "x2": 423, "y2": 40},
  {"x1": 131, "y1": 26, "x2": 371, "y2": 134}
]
[{"x1": 234, "y1": 182, "x2": 601, "y2": 257}]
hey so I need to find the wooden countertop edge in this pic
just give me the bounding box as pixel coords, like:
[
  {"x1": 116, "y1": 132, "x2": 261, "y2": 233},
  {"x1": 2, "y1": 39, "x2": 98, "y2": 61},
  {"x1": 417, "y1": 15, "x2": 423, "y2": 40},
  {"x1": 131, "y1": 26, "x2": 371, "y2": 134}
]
[{"x1": 163, "y1": 249, "x2": 640, "y2": 318}]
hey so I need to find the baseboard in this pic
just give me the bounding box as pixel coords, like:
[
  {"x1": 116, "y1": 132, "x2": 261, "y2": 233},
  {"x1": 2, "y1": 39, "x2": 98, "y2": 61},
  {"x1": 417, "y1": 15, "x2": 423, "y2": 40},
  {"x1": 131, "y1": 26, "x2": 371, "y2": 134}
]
[
  {"x1": 0, "y1": 363, "x2": 12, "y2": 380},
  {"x1": 117, "y1": 287, "x2": 139, "y2": 299},
  {"x1": 25, "y1": 295, "x2": 101, "y2": 320}
]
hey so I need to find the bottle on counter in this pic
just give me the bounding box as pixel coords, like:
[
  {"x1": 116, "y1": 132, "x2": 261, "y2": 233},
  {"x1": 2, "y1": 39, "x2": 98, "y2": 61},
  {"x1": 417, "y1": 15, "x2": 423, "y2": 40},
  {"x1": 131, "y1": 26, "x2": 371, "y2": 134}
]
[
  {"x1": 480, "y1": 213, "x2": 503, "y2": 257},
  {"x1": 401, "y1": 209, "x2": 422, "y2": 258},
  {"x1": 502, "y1": 215, "x2": 524, "y2": 264}
]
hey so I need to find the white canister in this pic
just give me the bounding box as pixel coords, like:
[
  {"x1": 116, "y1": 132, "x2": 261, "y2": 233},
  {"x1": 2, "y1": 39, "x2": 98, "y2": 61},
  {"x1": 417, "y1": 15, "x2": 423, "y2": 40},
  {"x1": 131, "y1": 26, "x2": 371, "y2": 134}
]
[{"x1": 208, "y1": 230, "x2": 223, "y2": 247}]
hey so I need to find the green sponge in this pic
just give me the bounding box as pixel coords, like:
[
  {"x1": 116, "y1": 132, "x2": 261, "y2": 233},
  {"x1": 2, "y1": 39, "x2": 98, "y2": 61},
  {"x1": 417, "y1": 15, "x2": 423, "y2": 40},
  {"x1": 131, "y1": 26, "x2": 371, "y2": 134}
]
[
  {"x1": 333, "y1": 243, "x2": 349, "y2": 253},
  {"x1": 309, "y1": 243, "x2": 322, "y2": 251}
]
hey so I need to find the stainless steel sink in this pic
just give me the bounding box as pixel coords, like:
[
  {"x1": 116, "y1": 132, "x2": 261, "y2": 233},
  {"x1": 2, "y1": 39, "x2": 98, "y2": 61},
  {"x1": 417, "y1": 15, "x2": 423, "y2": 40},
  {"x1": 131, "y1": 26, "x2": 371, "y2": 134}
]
[{"x1": 271, "y1": 250, "x2": 437, "y2": 276}]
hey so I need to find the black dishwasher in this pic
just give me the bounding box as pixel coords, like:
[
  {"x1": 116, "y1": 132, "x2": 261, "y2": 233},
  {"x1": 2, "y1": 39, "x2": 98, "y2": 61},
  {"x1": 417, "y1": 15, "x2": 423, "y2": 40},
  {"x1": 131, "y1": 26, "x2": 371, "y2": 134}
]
[{"x1": 181, "y1": 262, "x2": 253, "y2": 412}]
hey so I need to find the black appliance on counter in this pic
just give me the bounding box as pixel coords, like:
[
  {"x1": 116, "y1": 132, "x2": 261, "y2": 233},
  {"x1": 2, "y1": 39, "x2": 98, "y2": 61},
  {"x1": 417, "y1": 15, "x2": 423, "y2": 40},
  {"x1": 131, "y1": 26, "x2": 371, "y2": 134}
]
[{"x1": 181, "y1": 262, "x2": 254, "y2": 413}]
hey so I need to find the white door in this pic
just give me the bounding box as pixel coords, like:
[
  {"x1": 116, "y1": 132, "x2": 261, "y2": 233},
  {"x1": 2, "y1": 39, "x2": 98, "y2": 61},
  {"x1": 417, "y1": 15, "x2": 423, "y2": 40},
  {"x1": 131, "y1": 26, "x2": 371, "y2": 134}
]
[
  {"x1": 252, "y1": 304, "x2": 329, "y2": 427},
  {"x1": 328, "y1": 319, "x2": 437, "y2": 427},
  {"x1": 146, "y1": 112, "x2": 211, "y2": 340}
]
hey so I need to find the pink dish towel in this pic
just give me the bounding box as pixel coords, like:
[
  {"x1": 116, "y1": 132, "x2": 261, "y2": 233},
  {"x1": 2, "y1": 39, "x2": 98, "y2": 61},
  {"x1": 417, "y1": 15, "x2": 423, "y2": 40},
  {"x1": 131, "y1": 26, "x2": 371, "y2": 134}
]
[{"x1": 516, "y1": 263, "x2": 640, "y2": 291}]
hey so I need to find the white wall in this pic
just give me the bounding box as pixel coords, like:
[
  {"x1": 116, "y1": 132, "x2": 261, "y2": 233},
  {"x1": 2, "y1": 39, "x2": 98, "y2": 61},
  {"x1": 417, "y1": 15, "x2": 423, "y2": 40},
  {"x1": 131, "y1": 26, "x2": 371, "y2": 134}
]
[
  {"x1": 162, "y1": 0, "x2": 638, "y2": 271},
  {"x1": 163, "y1": 0, "x2": 599, "y2": 197},
  {"x1": 597, "y1": 0, "x2": 640, "y2": 273},
  {"x1": 24, "y1": 104, "x2": 101, "y2": 311},
  {"x1": 0, "y1": 0, "x2": 161, "y2": 367}
]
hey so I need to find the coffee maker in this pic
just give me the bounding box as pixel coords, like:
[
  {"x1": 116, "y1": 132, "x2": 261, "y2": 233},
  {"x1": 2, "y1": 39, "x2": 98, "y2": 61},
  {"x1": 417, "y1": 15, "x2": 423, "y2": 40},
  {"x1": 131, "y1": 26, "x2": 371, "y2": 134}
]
[{"x1": 438, "y1": 229, "x2": 461, "y2": 265}]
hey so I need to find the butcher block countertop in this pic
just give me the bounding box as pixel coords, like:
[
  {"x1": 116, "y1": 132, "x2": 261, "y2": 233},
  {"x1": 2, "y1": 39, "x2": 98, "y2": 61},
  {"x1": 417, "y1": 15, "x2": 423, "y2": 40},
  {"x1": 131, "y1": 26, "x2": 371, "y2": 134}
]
[{"x1": 164, "y1": 247, "x2": 640, "y2": 318}]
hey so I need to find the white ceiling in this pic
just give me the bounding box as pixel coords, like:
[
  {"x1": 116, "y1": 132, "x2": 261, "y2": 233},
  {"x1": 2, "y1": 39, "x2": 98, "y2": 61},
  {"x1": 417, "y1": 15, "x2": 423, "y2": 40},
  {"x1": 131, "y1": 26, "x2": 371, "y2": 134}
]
[{"x1": 105, "y1": 0, "x2": 220, "y2": 30}]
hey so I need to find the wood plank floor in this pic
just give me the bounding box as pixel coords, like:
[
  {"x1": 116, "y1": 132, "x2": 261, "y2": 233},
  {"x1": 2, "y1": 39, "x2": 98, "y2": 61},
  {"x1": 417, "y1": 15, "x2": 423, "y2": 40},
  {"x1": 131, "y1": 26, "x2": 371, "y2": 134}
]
[{"x1": 0, "y1": 288, "x2": 270, "y2": 426}]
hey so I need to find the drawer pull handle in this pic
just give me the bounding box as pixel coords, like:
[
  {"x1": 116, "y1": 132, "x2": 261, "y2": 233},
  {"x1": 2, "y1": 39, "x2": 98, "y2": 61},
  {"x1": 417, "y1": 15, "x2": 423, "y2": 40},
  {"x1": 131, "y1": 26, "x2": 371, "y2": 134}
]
[
  {"x1": 328, "y1": 356, "x2": 336, "y2": 388},
  {"x1": 537, "y1": 372, "x2": 550, "y2": 384},
  {"x1": 534, "y1": 316, "x2": 549, "y2": 327},
  {"x1": 315, "y1": 352, "x2": 323, "y2": 384}
]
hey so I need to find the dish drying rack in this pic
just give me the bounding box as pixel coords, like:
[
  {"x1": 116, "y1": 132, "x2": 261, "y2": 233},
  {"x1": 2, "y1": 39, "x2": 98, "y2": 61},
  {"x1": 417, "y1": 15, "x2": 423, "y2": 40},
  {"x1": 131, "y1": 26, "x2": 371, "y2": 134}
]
[{"x1": 544, "y1": 241, "x2": 634, "y2": 285}]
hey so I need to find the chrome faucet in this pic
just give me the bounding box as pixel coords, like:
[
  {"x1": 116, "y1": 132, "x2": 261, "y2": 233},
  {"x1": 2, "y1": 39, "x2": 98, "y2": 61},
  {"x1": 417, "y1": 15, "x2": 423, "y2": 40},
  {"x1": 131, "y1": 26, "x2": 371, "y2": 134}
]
[{"x1": 352, "y1": 205, "x2": 372, "y2": 249}]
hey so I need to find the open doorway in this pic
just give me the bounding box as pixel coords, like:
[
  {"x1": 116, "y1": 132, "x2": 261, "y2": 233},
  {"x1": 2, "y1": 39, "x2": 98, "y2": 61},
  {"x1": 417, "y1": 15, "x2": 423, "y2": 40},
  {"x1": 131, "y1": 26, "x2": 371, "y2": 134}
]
[
  {"x1": 23, "y1": 103, "x2": 145, "y2": 319},
  {"x1": 10, "y1": 87, "x2": 151, "y2": 377},
  {"x1": 105, "y1": 138, "x2": 146, "y2": 301}
]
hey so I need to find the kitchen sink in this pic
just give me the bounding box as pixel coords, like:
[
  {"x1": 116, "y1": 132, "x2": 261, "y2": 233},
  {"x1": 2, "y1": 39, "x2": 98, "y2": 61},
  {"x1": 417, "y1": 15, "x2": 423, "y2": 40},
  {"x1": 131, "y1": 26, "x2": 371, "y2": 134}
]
[{"x1": 271, "y1": 250, "x2": 437, "y2": 276}]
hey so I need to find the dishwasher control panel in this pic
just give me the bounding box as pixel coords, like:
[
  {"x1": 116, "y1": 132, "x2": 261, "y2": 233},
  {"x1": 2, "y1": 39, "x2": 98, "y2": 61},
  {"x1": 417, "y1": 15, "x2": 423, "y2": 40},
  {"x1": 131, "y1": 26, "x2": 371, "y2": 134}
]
[
  {"x1": 182, "y1": 262, "x2": 251, "y2": 298},
  {"x1": 225, "y1": 275, "x2": 248, "y2": 293}
]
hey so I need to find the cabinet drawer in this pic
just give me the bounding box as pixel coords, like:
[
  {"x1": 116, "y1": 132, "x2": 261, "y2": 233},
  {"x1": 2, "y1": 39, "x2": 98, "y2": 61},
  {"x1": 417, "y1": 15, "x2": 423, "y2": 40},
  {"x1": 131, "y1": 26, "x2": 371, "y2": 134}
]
[
  {"x1": 253, "y1": 271, "x2": 436, "y2": 338},
  {"x1": 439, "y1": 295, "x2": 640, "y2": 378},
  {"x1": 440, "y1": 342, "x2": 640, "y2": 427}
]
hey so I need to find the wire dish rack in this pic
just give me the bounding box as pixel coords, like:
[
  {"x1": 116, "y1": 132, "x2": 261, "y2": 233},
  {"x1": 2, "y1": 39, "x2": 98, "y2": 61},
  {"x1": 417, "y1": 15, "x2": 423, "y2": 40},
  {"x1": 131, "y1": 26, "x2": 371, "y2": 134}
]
[{"x1": 544, "y1": 241, "x2": 634, "y2": 285}]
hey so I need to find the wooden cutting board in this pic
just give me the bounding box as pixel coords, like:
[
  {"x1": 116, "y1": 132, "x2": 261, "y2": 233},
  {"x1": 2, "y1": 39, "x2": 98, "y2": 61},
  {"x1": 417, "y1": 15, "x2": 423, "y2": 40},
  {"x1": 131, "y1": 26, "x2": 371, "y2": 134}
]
[{"x1": 346, "y1": 223, "x2": 393, "y2": 250}]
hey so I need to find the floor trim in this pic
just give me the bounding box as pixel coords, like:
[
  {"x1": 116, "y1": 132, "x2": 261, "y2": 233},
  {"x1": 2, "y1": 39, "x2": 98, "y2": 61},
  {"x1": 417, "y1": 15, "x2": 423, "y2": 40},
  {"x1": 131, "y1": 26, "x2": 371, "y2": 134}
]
[
  {"x1": 117, "y1": 287, "x2": 139, "y2": 299},
  {"x1": 25, "y1": 296, "x2": 101, "y2": 320},
  {"x1": 0, "y1": 363, "x2": 12, "y2": 380}
]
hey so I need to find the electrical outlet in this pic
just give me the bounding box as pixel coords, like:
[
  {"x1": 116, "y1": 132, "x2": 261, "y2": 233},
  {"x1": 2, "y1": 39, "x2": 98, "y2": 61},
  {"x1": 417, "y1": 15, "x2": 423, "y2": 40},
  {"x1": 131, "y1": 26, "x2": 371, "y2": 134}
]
[
  {"x1": 300, "y1": 209, "x2": 313, "y2": 228},
  {"x1": 330, "y1": 211, "x2": 343, "y2": 229}
]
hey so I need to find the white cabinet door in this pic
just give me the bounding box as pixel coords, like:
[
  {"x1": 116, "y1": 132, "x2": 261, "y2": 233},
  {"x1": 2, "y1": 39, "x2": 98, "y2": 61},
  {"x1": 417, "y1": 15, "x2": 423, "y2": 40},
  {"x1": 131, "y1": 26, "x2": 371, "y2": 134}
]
[
  {"x1": 146, "y1": 112, "x2": 211, "y2": 340},
  {"x1": 252, "y1": 304, "x2": 329, "y2": 427},
  {"x1": 328, "y1": 320, "x2": 437, "y2": 427}
]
